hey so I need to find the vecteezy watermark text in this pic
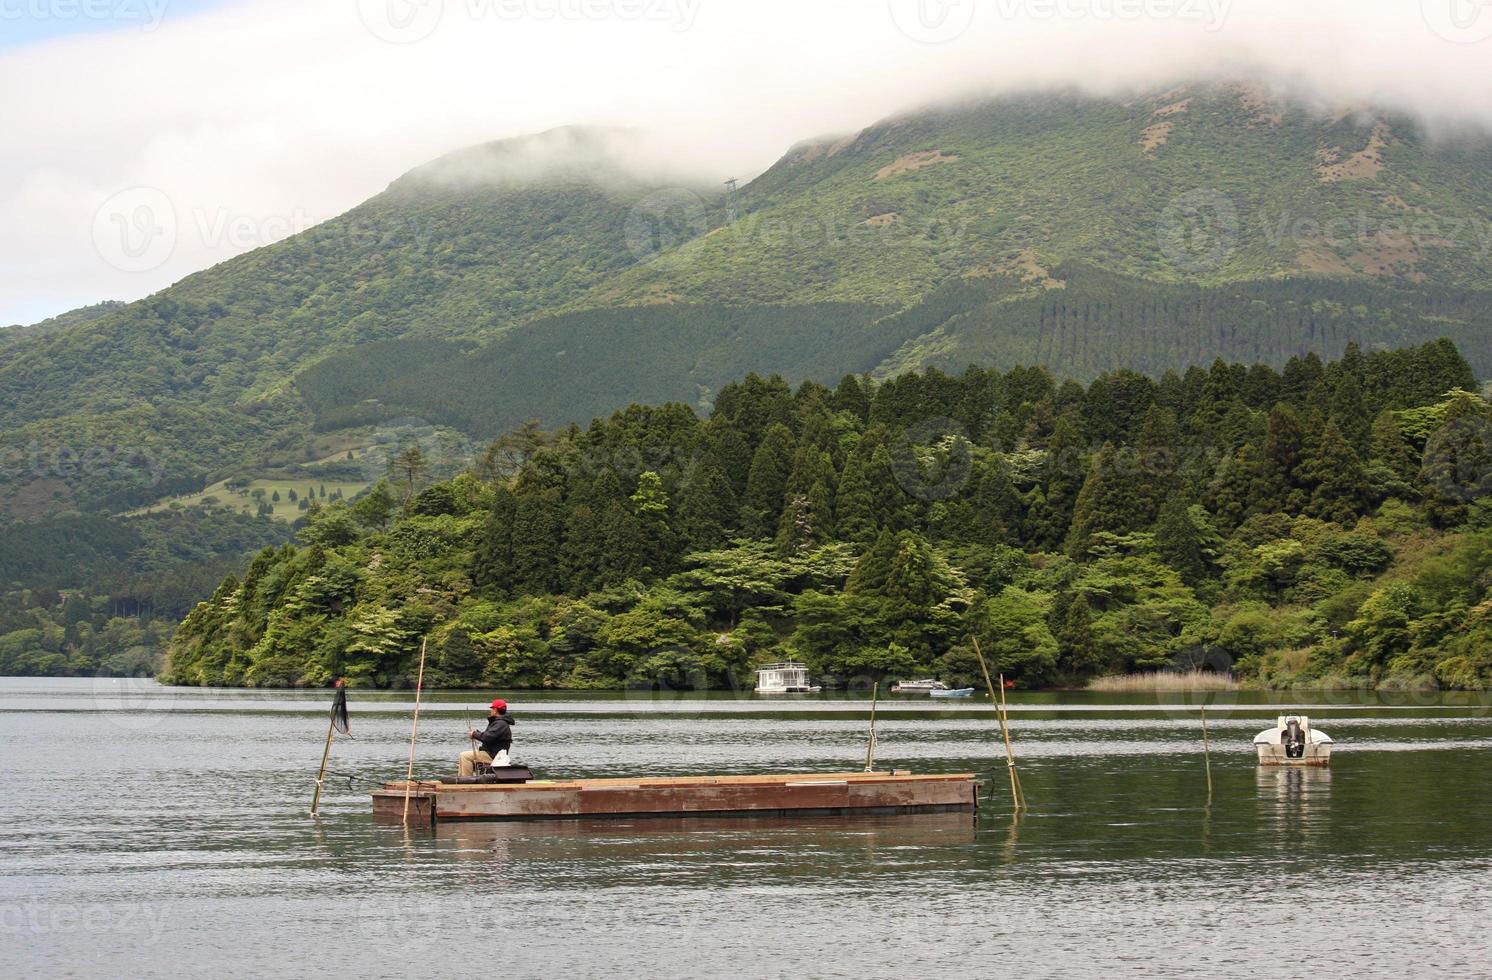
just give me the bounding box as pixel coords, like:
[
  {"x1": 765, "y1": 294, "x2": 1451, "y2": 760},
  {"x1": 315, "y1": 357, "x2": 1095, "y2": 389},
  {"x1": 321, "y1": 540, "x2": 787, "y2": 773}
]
[
  {"x1": 1159, "y1": 187, "x2": 1492, "y2": 274},
  {"x1": 92, "y1": 185, "x2": 429, "y2": 274},
  {"x1": 0, "y1": 0, "x2": 168, "y2": 30},
  {"x1": 0, "y1": 902, "x2": 171, "y2": 945},
  {"x1": 888, "y1": 0, "x2": 1230, "y2": 45},
  {"x1": 0, "y1": 442, "x2": 168, "y2": 487},
  {"x1": 356, "y1": 0, "x2": 702, "y2": 44}
]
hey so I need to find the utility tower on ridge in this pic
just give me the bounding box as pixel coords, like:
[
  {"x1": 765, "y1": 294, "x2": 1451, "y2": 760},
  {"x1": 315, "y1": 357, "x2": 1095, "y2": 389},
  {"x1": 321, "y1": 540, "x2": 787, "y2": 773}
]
[{"x1": 723, "y1": 177, "x2": 739, "y2": 223}]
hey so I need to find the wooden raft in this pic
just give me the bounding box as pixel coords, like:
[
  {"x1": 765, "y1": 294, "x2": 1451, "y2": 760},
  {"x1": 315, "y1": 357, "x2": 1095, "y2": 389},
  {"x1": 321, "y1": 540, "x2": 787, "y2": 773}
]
[{"x1": 372, "y1": 771, "x2": 980, "y2": 824}]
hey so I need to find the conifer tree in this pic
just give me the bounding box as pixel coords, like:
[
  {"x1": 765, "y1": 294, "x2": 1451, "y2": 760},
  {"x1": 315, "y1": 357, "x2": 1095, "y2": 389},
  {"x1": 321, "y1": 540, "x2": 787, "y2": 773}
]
[
  {"x1": 511, "y1": 487, "x2": 565, "y2": 594},
  {"x1": 1033, "y1": 414, "x2": 1085, "y2": 549},
  {"x1": 834, "y1": 450, "x2": 879, "y2": 545},
  {"x1": 1369, "y1": 409, "x2": 1418, "y2": 483},
  {"x1": 831, "y1": 374, "x2": 871, "y2": 422},
  {"x1": 1058, "y1": 593, "x2": 1100, "y2": 675},
  {"x1": 1329, "y1": 343, "x2": 1371, "y2": 455},
  {"x1": 701, "y1": 420, "x2": 753, "y2": 497},
  {"x1": 469, "y1": 486, "x2": 516, "y2": 590},
  {"x1": 859, "y1": 438, "x2": 906, "y2": 531},
  {"x1": 631, "y1": 471, "x2": 677, "y2": 576},
  {"x1": 1134, "y1": 404, "x2": 1181, "y2": 525},
  {"x1": 1259, "y1": 403, "x2": 1308, "y2": 512},
  {"x1": 676, "y1": 459, "x2": 738, "y2": 554},
  {"x1": 1302, "y1": 419, "x2": 1369, "y2": 525},
  {"x1": 739, "y1": 423, "x2": 796, "y2": 538},
  {"x1": 1154, "y1": 495, "x2": 1216, "y2": 586},
  {"x1": 968, "y1": 455, "x2": 1023, "y2": 546},
  {"x1": 1207, "y1": 443, "x2": 1265, "y2": 530},
  {"x1": 1067, "y1": 443, "x2": 1143, "y2": 557}
]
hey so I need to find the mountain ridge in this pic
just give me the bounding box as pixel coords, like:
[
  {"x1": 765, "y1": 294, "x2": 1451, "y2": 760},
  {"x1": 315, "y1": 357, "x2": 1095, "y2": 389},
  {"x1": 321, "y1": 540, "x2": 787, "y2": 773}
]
[{"x1": 4, "y1": 81, "x2": 1492, "y2": 525}]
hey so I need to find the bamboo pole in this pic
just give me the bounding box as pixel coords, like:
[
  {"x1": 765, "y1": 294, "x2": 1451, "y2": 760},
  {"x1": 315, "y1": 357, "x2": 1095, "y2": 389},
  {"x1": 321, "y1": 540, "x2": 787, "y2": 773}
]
[
  {"x1": 401, "y1": 637, "x2": 430, "y2": 827},
  {"x1": 971, "y1": 636, "x2": 1021, "y2": 812},
  {"x1": 864, "y1": 681, "x2": 879, "y2": 773},
  {"x1": 309, "y1": 681, "x2": 343, "y2": 818},
  {"x1": 1201, "y1": 705, "x2": 1214, "y2": 801},
  {"x1": 998, "y1": 672, "x2": 1026, "y2": 810}
]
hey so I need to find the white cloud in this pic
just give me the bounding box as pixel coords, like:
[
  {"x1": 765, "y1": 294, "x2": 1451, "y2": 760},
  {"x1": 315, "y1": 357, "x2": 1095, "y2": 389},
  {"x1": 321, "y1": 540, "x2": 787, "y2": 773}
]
[{"x1": 3, "y1": 0, "x2": 1492, "y2": 325}]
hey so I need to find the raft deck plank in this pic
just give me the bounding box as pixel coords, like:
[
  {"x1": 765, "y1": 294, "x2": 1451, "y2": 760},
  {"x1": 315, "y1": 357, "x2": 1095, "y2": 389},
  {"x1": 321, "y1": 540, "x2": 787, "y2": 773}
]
[{"x1": 372, "y1": 772, "x2": 979, "y2": 823}]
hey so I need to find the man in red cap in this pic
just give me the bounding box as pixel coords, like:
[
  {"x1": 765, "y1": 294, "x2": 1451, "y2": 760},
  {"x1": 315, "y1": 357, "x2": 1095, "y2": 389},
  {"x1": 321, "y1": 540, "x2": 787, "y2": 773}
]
[{"x1": 459, "y1": 699, "x2": 516, "y2": 776}]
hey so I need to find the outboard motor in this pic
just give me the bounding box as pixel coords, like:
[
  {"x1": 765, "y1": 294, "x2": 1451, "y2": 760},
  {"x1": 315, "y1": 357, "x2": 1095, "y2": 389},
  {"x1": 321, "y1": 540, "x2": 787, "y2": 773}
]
[{"x1": 1284, "y1": 717, "x2": 1306, "y2": 759}]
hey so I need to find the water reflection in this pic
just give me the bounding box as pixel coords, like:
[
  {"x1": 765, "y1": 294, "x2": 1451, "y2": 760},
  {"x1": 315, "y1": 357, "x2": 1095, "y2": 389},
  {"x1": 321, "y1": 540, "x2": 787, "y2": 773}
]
[{"x1": 1256, "y1": 767, "x2": 1334, "y2": 849}]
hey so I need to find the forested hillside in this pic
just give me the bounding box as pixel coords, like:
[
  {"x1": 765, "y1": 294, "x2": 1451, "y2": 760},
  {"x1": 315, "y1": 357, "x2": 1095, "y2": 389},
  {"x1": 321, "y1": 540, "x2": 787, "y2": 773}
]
[
  {"x1": 164, "y1": 340, "x2": 1492, "y2": 692},
  {"x1": 7, "y1": 84, "x2": 1492, "y2": 680}
]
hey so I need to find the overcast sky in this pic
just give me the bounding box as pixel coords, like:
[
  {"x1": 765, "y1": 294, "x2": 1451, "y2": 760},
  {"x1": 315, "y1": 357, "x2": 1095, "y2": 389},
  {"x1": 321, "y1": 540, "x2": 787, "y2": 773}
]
[{"x1": 3, "y1": 0, "x2": 1492, "y2": 326}]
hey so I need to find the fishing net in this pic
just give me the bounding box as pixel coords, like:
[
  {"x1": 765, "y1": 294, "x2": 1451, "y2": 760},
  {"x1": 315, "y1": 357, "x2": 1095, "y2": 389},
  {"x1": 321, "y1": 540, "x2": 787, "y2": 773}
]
[{"x1": 331, "y1": 683, "x2": 351, "y2": 735}]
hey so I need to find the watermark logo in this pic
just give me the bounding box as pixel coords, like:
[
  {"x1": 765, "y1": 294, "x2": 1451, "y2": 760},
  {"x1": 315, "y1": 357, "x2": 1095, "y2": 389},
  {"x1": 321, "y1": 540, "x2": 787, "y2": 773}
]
[
  {"x1": 91, "y1": 670, "x2": 176, "y2": 733},
  {"x1": 356, "y1": 0, "x2": 444, "y2": 44},
  {"x1": 1158, "y1": 188, "x2": 1240, "y2": 274},
  {"x1": 91, "y1": 188, "x2": 426, "y2": 274},
  {"x1": 92, "y1": 186, "x2": 176, "y2": 274},
  {"x1": 1421, "y1": 0, "x2": 1492, "y2": 44},
  {"x1": 360, "y1": 417, "x2": 475, "y2": 488},
  {"x1": 624, "y1": 187, "x2": 710, "y2": 262},
  {"x1": 0, "y1": 0, "x2": 170, "y2": 32},
  {"x1": 1421, "y1": 412, "x2": 1492, "y2": 503},
  {"x1": 889, "y1": 0, "x2": 977, "y2": 44},
  {"x1": 890, "y1": 417, "x2": 974, "y2": 502}
]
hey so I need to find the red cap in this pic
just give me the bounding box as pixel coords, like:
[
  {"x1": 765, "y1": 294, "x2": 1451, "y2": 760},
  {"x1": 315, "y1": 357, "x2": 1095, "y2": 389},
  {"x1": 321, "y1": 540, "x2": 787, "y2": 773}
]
[{"x1": 490, "y1": 699, "x2": 507, "y2": 712}]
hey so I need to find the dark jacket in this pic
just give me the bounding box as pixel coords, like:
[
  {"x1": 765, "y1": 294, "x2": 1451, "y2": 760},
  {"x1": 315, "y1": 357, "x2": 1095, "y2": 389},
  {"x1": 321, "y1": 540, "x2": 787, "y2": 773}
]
[{"x1": 474, "y1": 713, "x2": 514, "y2": 757}]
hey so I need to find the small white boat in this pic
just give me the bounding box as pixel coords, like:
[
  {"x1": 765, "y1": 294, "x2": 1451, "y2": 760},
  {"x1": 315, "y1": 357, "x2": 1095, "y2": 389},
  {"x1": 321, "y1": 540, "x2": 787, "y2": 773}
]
[
  {"x1": 1254, "y1": 715, "x2": 1333, "y2": 766},
  {"x1": 891, "y1": 679, "x2": 949, "y2": 694},
  {"x1": 755, "y1": 663, "x2": 821, "y2": 695},
  {"x1": 929, "y1": 687, "x2": 975, "y2": 699}
]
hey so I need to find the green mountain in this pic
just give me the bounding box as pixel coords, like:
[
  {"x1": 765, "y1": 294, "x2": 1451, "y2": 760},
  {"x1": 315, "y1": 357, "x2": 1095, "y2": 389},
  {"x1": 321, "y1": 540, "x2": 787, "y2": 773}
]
[
  {"x1": 0, "y1": 126, "x2": 713, "y2": 512},
  {"x1": 5, "y1": 82, "x2": 1492, "y2": 679},
  {"x1": 7, "y1": 85, "x2": 1492, "y2": 518},
  {"x1": 1, "y1": 301, "x2": 123, "y2": 349}
]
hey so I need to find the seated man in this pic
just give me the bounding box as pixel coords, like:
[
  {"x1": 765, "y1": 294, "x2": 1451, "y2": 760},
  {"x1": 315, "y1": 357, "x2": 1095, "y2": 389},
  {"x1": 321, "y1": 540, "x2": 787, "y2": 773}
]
[{"x1": 459, "y1": 699, "x2": 515, "y2": 776}]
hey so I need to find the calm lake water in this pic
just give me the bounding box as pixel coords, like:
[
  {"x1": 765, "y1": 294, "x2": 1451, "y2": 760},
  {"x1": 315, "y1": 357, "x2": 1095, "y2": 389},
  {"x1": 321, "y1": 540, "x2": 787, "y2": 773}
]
[{"x1": 4, "y1": 677, "x2": 1491, "y2": 978}]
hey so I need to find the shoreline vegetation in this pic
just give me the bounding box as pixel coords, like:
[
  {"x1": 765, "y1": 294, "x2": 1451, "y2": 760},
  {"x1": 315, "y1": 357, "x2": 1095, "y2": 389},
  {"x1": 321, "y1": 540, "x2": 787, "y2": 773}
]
[
  {"x1": 156, "y1": 340, "x2": 1492, "y2": 693},
  {"x1": 1086, "y1": 669, "x2": 1241, "y2": 693}
]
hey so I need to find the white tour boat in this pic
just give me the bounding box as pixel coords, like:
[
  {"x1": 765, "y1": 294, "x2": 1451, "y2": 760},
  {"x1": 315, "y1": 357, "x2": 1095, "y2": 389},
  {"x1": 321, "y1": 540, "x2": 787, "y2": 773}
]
[{"x1": 755, "y1": 663, "x2": 822, "y2": 695}]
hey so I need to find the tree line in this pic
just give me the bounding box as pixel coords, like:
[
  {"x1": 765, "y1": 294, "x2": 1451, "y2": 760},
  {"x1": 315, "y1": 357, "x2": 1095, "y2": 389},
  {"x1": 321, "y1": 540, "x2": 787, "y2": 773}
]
[{"x1": 163, "y1": 339, "x2": 1492, "y2": 691}]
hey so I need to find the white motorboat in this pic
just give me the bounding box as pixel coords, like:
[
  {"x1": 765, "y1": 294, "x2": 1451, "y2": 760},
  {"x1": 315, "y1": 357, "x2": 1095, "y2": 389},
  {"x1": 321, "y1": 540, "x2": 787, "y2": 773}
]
[
  {"x1": 755, "y1": 663, "x2": 822, "y2": 694},
  {"x1": 1254, "y1": 715, "x2": 1333, "y2": 766}
]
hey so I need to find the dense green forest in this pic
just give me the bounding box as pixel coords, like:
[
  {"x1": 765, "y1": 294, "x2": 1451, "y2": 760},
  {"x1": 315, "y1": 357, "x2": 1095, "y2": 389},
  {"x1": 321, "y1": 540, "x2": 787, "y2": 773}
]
[
  {"x1": 296, "y1": 270, "x2": 1492, "y2": 441},
  {"x1": 0, "y1": 508, "x2": 288, "y2": 676},
  {"x1": 164, "y1": 340, "x2": 1492, "y2": 691}
]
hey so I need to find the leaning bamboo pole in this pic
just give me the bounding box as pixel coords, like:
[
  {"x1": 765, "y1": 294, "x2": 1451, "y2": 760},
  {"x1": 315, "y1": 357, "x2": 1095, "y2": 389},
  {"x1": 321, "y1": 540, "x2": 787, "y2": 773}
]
[
  {"x1": 309, "y1": 680, "x2": 344, "y2": 817},
  {"x1": 864, "y1": 681, "x2": 879, "y2": 773},
  {"x1": 998, "y1": 671, "x2": 1026, "y2": 810},
  {"x1": 971, "y1": 636, "x2": 1022, "y2": 811},
  {"x1": 401, "y1": 637, "x2": 430, "y2": 827},
  {"x1": 1201, "y1": 705, "x2": 1214, "y2": 801}
]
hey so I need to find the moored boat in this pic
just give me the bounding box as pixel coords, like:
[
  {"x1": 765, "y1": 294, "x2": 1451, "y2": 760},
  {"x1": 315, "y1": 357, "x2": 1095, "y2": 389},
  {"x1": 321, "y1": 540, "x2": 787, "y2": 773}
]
[
  {"x1": 891, "y1": 679, "x2": 949, "y2": 694},
  {"x1": 1254, "y1": 715, "x2": 1333, "y2": 766},
  {"x1": 755, "y1": 662, "x2": 822, "y2": 694},
  {"x1": 373, "y1": 771, "x2": 981, "y2": 824},
  {"x1": 929, "y1": 687, "x2": 975, "y2": 698}
]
